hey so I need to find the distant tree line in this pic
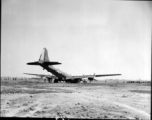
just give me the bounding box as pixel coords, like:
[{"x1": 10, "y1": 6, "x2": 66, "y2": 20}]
[
  {"x1": 104, "y1": 79, "x2": 151, "y2": 84},
  {"x1": 1, "y1": 77, "x2": 30, "y2": 80},
  {"x1": 126, "y1": 80, "x2": 151, "y2": 84}
]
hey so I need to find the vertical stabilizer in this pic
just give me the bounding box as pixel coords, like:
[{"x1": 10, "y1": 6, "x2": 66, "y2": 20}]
[{"x1": 39, "y1": 48, "x2": 50, "y2": 62}]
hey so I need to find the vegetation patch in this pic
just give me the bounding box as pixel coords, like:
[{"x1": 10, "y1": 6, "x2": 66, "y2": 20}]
[
  {"x1": 0, "y1": 87, "x2": 73, "y2": 94},
  {"x1": 130, "y1": 90, "x2": 151, "y2": 94}
]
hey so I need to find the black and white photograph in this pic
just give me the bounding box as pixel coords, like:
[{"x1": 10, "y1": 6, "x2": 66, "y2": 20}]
[{"x1": 1, "y1": 0, "x2": 151, "y2": 119}]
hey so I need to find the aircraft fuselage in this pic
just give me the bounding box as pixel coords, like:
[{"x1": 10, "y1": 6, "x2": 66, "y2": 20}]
[{"x1": 41, "y1": 64, "x2": 66, "y2": 79}]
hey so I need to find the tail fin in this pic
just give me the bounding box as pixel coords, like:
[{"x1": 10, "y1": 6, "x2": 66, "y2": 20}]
[
  {"x1": 39, "y1": 48, "x2": 50, "y2": 62},
  {"x1": 27, "y1": 48, "x2": 61, "y2": 66}
]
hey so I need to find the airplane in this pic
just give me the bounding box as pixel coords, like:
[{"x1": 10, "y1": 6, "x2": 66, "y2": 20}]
[
  {"x1": 25, "y1": 48, "x2": 121, "y2": 83},
  {"x1": 24, "y1": 72, "x2": 96, "y2": 83}
]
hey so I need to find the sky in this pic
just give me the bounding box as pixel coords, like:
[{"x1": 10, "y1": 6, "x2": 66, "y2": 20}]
[{"x1": 1, "y1": 0, "x2": 151, "y2": 80}]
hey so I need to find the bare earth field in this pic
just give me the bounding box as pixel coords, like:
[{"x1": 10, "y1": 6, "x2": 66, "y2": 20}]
[{"x1": 1, "y1": 79, "x2": 151, "y2": 119}]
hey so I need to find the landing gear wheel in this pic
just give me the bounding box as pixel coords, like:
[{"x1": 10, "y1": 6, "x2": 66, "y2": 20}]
[
  {"x1": 83, "y1": 80, "x2": 87, "y2": 83},
  {"x1": 48, "y1": 78, "x2": 51, "y2": 83},
  {"x1": 54, "y1": 79, "x2": 58, "y2": 83}
]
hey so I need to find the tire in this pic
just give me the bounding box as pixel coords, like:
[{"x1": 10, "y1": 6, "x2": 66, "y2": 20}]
[{"x1": 54, "y1": 79, "x2": 58, "y2": 83}]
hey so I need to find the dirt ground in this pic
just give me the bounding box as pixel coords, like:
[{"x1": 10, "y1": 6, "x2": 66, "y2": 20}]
[{"x1": 1, "y1": 79, "x2": 151, "y2": 119}]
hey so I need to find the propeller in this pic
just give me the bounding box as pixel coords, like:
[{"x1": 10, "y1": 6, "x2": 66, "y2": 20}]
[
  {"x1": 93, "y1": 73, "x2": 97, "y2": 81},
  {"x1": 93, "y1": 73, "x2": 95, "y2": 77},
  {"x1": 82, "y1": 74, "x2": 87, "y2": 83},
  {"x1": 83, "y1": 80, "x2": 87, "y2": 83}
]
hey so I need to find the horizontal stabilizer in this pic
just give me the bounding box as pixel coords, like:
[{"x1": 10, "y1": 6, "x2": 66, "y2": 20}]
[
  {"x1": 27, "y1": 61, "x2": 40, "y2": 65},
  {"x1": 27, "y1": 61, "x2": 61, "y2": 65},
  {"x1": 43, "y1": 62, "x2": 61, "y2": 65}
]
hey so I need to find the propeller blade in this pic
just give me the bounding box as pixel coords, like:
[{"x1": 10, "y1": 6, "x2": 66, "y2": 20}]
[{"x1": 93, "y1": 73, "x2": 95, "y2": 77}]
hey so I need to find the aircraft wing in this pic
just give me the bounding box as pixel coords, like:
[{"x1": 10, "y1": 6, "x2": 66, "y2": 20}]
[
  {"x1": 23, "y1": 73, "x2": 56, "y2": 78},
  {"x1": 92, "y1": 74, "x2": 121, "y2": 77},
  {"x1": 66, "y1": 74, "x2": 121, "y2": 79}
]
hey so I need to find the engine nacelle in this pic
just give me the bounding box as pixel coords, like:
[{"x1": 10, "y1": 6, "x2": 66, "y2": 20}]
[
  {"x1": 88, "y1": 77, "x2": 94, "y2": 80},
  {"x1": 72, "y1": 78, "x2": 82, "y2": 83}
]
